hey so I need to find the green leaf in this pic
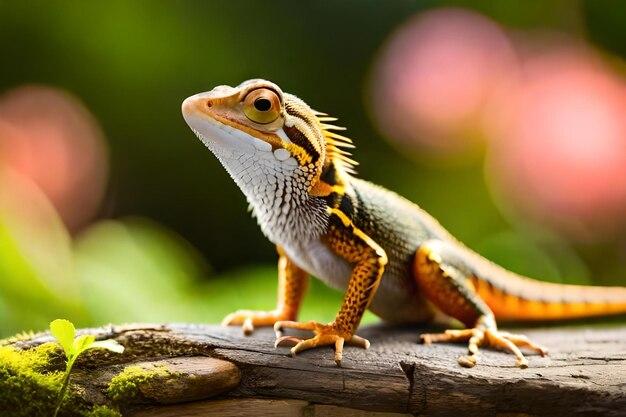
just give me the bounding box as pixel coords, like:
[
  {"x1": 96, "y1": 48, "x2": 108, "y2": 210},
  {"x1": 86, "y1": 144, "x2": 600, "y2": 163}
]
[
  {"x1": 50, "y1": 319, "x2": 75, "y2": 358},
  {"x1": 72, "y1": 334, "x2": 95, "y2": 356},
  {"x1": 90, "y1": 339, "x2": 125, "y2": 354}
]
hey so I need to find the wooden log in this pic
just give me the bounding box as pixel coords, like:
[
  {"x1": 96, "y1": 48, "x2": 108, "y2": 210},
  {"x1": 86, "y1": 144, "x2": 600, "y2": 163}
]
[{"x1": 6, "y1": 323, "x2": 626, "y2": 416}]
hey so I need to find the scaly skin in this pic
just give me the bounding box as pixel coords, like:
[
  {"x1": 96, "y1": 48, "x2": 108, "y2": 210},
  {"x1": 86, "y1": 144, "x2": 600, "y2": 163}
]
[{"x1": 182, "y1": 79, "x2": 626, "y2": 368}]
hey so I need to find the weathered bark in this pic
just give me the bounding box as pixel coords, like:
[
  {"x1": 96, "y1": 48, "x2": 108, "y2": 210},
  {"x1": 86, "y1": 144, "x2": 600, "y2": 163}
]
[{"x1": 10, "y1": 323, "x2": 626, "y2": 416}]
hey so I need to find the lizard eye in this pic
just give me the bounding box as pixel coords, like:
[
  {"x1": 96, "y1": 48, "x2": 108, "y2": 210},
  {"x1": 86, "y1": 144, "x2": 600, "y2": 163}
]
[{"x1": 243, "y1": 88, "x2": 281, "y2": 124}]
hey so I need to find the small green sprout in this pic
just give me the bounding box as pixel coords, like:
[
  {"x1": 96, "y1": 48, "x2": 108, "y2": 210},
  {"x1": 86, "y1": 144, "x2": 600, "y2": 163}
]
[{"x1": 50, "y1": 319, "x2": 124, "y2": 417}]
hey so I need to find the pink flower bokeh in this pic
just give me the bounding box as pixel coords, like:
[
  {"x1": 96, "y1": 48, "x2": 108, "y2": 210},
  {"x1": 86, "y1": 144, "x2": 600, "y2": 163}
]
[
  {"x1": 486, "y1": 46, "x2": 626, "y2": 240},
  {"x1": 370, "y1": 8, "x2": 626, "y2": 240},
  {"x1": 371, "y1": 8, "x2": 517, "y2": 154},
  {"x1": 0, "y1": 86, "x2": 108, "y2": 231}
]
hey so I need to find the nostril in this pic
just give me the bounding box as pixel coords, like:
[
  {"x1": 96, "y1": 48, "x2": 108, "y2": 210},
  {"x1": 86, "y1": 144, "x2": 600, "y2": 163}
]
[{"x1": 206, "y1": 100, "x2": 213, "y2": 108}]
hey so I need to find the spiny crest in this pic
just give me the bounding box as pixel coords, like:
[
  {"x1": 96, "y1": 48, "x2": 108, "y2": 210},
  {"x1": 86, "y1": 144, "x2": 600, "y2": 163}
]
[{"x1": 313, "y1": 110, "x2": 358, "y2": 175}]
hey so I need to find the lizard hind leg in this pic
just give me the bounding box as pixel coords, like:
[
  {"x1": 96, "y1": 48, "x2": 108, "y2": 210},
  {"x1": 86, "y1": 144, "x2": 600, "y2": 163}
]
[{"x1": 413, "y1": 239, "x2": 547, "y2": 368}]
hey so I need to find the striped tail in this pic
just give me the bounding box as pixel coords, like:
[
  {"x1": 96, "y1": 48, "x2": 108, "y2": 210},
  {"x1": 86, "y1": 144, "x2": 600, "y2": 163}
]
[{"x1": 471, "y1": 274, "x2": 626, "y2": 321}]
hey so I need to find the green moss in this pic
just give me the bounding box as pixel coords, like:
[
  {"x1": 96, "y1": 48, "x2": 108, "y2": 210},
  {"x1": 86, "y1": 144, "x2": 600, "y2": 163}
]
[
  {"x1": 0, "y1": 331, "x2": 37, "y2": 346},
  {"x1": 0, "y1": 342, "x2": 122, "y2": 417},
  {"x1": 82, "y1": 405, "x2": 122, "y2": 417},
  {"x1": 106, "y1": 364, "x2": 173, "y2": 402},
  {"x1": 0, "y1": 343, "x2": 64, "y2": 416}
]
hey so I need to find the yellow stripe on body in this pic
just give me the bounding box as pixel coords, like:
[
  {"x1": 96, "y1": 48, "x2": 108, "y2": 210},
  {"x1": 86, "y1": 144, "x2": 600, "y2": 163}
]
[{"x1": 326, "y1": 207, "x2": 388, "y2": 266}]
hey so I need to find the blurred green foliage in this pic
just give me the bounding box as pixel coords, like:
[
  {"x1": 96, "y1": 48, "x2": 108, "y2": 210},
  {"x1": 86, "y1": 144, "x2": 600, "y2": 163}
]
[
  {"x1": 75, "y1": 218, "x2": 376, "y2": 327},
  {"x1": 0, "y1": 1, "x2": 625, "y2": 337}
]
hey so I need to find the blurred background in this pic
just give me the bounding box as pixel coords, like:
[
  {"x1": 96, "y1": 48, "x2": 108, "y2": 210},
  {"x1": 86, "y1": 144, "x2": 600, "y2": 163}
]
[{"x1": 1, "y1": 0, "x2": 625, "y2": 337}]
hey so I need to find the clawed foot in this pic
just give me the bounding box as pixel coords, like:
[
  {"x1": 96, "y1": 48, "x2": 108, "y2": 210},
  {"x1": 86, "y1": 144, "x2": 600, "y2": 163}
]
[
  {"x1": 274, "y1": 320, "x2": 370, "y2": 365},
  {"x1": 222, "y1": 310, "x2": 292, "y2": 335},
  {"x1": 421, "y1": 328, "x2": 548, "y2": 368}
]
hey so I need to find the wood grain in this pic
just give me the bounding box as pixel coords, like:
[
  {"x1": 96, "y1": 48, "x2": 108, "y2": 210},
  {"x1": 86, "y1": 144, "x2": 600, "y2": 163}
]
[{"x1": 10, "y1": 323, "x2": 626, "y2": 416}]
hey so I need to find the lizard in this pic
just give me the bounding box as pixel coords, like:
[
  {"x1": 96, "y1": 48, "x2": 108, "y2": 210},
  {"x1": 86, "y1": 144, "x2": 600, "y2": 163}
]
[{"x1": 181, "y1": 79, "x2": 626, "y2": 368}]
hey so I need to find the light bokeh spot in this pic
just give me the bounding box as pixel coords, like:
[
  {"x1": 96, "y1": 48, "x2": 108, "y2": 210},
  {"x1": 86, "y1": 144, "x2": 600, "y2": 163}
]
[
  {"x1": 0, "y1": 86, "x2": 108, "y2": 231},
  {"x1": 371, "y1": 8, "x2": 516, "y2": 156},
  {"x1": 486, "y1": 45, "x2": 626, "y2": 240}
]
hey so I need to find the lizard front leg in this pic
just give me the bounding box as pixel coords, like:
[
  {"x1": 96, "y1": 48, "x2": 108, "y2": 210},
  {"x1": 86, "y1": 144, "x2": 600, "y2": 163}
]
[
  {"x1": 275, "y1": 208, "x2": 387, "y2": 365},
  {"x1": 414, "y1": 239, "x2": 547, "y2": 368},
  {"x1": 222, "y1": 245, "x2": 308, "y2": 334}
]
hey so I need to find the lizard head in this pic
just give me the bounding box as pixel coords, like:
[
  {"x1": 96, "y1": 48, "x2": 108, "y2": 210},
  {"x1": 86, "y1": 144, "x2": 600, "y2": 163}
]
[{"x1": 182, "y1": 79, "x2": 356, "y2": 199}]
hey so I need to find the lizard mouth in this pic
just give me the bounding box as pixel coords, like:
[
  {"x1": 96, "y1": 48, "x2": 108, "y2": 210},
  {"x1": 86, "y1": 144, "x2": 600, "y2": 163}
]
[{"x1": 182, "y1": 98, "x2": 273, "y2": 155}]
